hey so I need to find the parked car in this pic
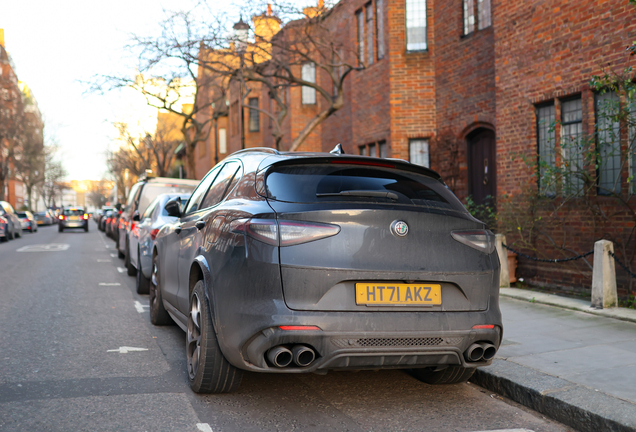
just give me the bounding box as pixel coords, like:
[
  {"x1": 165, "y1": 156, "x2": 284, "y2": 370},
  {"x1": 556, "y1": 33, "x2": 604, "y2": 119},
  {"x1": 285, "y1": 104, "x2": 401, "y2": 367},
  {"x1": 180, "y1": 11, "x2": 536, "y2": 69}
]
[
  {"x1": 150, "y1": 148, "x2": 502, "y2": 394},
  {"x1": 0, "y1": 201, "x2": 22, "y2": 240},
  {"x1": 34, "y1": 211, "x2": 54, "y2": 226},
  {"x1": 58, "y1": 207, "x2": 89, "y2": 232},
  {"x1": 16, "y1": 211, "x2": 38, "y2": 233},
  {"x1": 96, "y1": 206, "x2": 115, "y2": 230},
  {"x1": 129, "y1": 193, "x2": 192, "y2": 294},
  {"x1": 118, "y1": 174, "x2": 198, "y2": 276},
  {"x1": 0, "y1": 216, "x2": 8, "y2": 242}
]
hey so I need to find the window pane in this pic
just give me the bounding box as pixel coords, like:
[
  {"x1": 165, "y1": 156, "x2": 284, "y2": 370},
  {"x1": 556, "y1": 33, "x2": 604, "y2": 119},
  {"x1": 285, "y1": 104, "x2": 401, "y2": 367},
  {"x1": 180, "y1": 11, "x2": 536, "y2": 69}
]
[
  {"x1": 219, "y1": 128, "x2": 227, "y2": 154},
  {"x1": 185, "y1": 166, "x2": 220, "y2": 214},
  {"x1": 200, "y1": 162, "x2": 241, "y2": 209},
  {"x1": 406, "y1": 0, "x2": 427, "y2": 51},
  {"x1": 379, "y1": 141, "x2": 387, "y2": 158},
  {"x1": 537, "y1": 104, "x2": 556, "y2": 196},
  {"x1": 366, "y1": 3, "x2": 374, "y2": 65},
  {"x1": 248, "y1": 97, "x2": 259, "y2": 132},
  {"x1": 376, "y1": 0, "x2": 385, "y2": 59},
  {"x1": 359, "y1": 146, "x2": 367, "y2": 156},
  {"x1": 369, "y1": 143, "x2": 377, "y2": 157},
  {"x1": 477, "y1": 0, "x2": 491, "y2": 29},
  {"x1": 463, "y1": 0, "x2": 475, "y2": 35},
  {"x1": 561, "y1": 98, "x2": 583, "y2": 195},
  {"x1": 409, "y1": 139, "x2": 430, "y2": 168},
  {"x1": 629, "y1": 97, "x2": 636, "y2": 194},
  {"x1": 597, "y1": 92, "x2": 621, "y2": 195},
  {"x1": 301, "y1": 63, "x2": 316, "y2": 104},
  {"x1": 356, "y1": 10, "x2": 364, "y2": 64}
]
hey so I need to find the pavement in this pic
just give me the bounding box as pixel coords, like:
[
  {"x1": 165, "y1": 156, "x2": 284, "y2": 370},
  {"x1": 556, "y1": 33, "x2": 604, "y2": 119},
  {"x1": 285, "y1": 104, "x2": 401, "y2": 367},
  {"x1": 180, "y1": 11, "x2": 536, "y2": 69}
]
[{"x1": 471, "y1": 287, "x2": 636, "y2": 432}]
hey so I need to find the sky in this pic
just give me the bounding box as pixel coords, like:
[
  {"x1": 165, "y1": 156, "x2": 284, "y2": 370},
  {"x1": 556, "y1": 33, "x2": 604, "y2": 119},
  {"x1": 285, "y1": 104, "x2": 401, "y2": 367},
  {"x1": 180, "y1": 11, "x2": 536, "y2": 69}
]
[{"x1": 1, "y1": 0, "x2": 221, "y2": 181}]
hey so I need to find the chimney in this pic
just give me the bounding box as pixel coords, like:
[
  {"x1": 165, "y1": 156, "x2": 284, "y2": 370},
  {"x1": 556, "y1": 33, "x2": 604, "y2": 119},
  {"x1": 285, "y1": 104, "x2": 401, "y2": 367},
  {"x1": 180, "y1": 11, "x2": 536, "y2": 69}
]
[{"x1": 267, "y1": 4, "x2": 272, "y2": 16}]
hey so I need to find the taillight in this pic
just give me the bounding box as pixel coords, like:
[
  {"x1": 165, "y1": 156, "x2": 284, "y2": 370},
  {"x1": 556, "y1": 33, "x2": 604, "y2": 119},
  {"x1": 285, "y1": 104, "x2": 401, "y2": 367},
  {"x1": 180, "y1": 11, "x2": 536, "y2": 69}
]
[
  {"x1": 451, "y1": 230, "x2": 495, "y2": 254},
  {"x1": 59, "y1": 215, "x2": 65, "y2": 221},
  {"x1": 131, "y1": 222, "x2": 136, "y2": 231},
  {"x1": 279, "y1": 325, "x2": 321, "y2": 331},
  {"x1": 230, "y1": 218, "x2": 340, "y2": 246},
  {"x1": 150, "y1": 228, "x2": 160, "y2": 240},
  {"x1": 83, "y1": 214, "x2": 88, "y2": 220}
]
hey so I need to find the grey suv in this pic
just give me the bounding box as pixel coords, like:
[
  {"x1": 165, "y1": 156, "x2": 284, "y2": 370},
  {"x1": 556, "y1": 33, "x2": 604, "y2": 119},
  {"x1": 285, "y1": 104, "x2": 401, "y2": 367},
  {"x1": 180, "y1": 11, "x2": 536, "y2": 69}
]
[
  {"x1": 58, "y1": 207, "x2": 89, "y2": 232},
  {"x1": 151, "y1": 148, "x2": 502, "y2": 394}
]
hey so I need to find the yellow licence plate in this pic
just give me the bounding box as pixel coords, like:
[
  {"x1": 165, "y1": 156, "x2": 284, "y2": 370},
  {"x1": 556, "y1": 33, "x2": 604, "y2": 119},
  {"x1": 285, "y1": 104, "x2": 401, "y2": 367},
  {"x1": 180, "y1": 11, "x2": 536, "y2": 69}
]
[
  {"x1": 355, "y1": 283, "x2": 442, "y2": 306},
  {"x1": 69, "y1": 216, "x2": 79, "y2": 220}
]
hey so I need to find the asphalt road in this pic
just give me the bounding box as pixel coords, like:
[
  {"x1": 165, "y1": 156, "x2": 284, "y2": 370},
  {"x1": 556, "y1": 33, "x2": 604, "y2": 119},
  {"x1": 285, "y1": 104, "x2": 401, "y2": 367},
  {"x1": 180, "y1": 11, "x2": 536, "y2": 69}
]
[{"x1": 0, "y1": 222, "x2": 571, "y2": 432}]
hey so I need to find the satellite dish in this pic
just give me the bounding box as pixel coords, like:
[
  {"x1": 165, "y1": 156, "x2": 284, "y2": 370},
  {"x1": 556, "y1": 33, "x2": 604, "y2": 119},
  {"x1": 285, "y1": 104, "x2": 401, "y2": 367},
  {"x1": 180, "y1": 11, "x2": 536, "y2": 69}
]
[{"x1": 329, "y1": 143, "x2": 345, "y2": 155}]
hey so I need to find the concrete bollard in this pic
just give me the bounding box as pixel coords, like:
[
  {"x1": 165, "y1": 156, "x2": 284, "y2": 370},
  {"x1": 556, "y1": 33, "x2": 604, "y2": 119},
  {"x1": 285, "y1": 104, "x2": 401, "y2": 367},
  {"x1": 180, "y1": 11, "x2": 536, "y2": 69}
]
[
  {"x1": 495, "y1": 234, "x2": 510, "y2": 288},
  {"x1": 591, "y1": 239, "x2": 618, "y2": 309}
]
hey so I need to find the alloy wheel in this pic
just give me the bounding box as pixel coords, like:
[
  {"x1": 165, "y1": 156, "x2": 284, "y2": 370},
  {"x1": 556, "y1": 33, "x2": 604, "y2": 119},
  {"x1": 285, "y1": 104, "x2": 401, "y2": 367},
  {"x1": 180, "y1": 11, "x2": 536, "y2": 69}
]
[
  {"x1": 186, "y1": 292, "x2": 202, "y2": 380},
  {"x1": 149, "y1": 261, "x2": 158, "y2": 308}
]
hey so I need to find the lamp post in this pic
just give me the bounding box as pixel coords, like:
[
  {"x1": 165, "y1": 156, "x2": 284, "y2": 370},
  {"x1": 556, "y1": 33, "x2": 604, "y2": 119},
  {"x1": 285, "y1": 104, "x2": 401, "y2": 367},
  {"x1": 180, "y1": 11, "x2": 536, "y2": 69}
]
[{"x1": 233, "y1": 17, "x2": 249, "y2": 150}]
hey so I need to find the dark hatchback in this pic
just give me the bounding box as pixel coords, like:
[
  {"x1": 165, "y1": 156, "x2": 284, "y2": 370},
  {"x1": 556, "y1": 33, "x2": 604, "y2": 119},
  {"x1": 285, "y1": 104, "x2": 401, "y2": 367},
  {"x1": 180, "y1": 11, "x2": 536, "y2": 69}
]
[{"x1": 152, "y1": 148, "x2": 502, "y2": 393}]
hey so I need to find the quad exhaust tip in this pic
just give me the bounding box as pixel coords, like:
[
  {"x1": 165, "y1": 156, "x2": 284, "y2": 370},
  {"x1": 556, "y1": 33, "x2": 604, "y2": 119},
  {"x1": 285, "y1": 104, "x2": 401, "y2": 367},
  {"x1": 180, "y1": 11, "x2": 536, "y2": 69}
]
[{"x1": 267, "y1": 345, "x2": 316, "y2": 368}]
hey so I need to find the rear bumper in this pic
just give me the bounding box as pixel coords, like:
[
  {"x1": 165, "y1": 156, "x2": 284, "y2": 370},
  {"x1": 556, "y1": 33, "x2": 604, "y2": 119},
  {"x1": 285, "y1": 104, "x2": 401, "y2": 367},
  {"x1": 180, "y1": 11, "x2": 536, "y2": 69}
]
[
  {"x1": 218, "y1": 304, "x2": 502, "y2": 373},
  {"x1": 61, "y1": 221, "x2": 88, "y2": 228}
]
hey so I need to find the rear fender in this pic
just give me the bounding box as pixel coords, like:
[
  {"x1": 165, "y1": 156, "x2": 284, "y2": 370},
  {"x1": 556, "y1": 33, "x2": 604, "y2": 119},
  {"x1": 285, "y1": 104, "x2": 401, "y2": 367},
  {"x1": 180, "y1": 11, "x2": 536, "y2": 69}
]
[{"x1": 190, "y1": 256, "x2": 220, "y2": 331}]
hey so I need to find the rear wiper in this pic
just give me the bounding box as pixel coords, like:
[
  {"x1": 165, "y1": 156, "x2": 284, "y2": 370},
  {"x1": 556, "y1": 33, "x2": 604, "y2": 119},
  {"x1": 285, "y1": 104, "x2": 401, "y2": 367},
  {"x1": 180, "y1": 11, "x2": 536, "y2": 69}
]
[{"x1": 316, "y1": 190, "x2": 399, "y2": 200}]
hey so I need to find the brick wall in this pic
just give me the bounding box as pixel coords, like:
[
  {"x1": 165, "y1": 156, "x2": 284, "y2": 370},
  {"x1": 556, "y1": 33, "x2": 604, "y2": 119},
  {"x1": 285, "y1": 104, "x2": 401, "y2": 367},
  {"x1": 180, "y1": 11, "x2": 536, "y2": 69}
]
[{"x1": 494, "y1": 0, "x2": 636, "y2": 296}]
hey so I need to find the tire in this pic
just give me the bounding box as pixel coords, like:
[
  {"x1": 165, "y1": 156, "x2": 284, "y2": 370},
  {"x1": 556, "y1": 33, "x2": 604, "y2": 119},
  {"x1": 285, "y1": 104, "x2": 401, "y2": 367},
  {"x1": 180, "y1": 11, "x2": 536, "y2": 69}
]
[
  {"x1": 136, "y1": 248, "x2": 150, "y2": 294},
  {"x1": 7, "y1": 228, "x2": 13, "y2": 240},
  {"x1": 411, "y1": 366, "x2": 475, "y2": 385},
  {"x1": 186, "y1": 281, "x2": 243, "y2": 394},
  {"x1": 118, "y1": 249, "x2": 125, "y2": 259},
  {"x1": 149, "y1": 253, "x2": 172, "y2": 326},
  {"x1": 58, "y1": 226, "x2": 63, "y2": 233},
  {"x1": 125, "y1": 239, "x2": 136, "y2": 276},
  {"x1": 84, "y1": 224, "x2": 89, "y2": 232}
]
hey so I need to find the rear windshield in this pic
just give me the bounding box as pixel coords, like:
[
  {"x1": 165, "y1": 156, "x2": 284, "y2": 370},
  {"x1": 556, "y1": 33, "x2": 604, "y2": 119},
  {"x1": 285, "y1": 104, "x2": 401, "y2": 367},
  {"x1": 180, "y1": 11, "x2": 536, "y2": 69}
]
[
  {"x1": 17, "y1": 212, "x2": 27, "y2": 218},
  {"x1": 265, "y1": 164, "x2": 466, "y2": 212},
  {"x1": 139, "y1": 184, "x2": 196, "y2": 216},
  {"x1": 64, "y1": 209, "x2": 85, "y2": 216}
]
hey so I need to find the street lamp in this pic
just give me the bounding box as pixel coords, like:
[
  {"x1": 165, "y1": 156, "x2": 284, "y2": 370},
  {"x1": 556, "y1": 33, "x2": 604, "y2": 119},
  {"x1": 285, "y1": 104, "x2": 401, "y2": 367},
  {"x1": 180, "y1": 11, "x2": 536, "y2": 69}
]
[{"x1": 233, "y1": 16, "x2": 249, "y2": 150}]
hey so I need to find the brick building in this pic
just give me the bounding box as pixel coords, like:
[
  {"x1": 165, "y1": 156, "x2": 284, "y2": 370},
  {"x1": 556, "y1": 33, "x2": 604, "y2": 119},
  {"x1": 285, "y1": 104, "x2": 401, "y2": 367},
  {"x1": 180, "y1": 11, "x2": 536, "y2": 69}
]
[{"x1": 196, "y1": 0, "x2": 636, "y2": 296}]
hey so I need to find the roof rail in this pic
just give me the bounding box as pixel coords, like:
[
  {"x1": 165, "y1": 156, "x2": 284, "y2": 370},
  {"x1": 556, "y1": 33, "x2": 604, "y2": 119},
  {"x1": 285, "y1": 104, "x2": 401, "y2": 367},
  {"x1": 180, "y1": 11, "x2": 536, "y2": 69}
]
[{"x1": 231, "y1": 147, "x2": 279, "y2": 156}]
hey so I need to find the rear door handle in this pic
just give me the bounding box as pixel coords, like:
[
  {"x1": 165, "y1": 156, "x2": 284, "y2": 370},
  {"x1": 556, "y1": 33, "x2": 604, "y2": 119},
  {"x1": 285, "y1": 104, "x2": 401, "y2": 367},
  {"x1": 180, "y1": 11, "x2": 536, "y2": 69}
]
[{"x1": 195, "y1": 220, "x2": 206, "y2": 231}]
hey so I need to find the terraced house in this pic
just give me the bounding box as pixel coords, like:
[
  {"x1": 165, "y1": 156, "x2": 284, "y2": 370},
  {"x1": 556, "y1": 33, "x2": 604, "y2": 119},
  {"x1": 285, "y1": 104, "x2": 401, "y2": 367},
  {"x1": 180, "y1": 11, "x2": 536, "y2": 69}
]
[{"x1": 196, "y1": 0, "x2": 636, "y2": 297}]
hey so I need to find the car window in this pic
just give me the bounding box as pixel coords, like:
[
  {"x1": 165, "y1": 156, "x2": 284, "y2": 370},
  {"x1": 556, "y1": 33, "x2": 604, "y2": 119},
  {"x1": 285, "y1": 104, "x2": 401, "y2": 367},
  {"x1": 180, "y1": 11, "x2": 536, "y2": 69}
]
[
  {"x1": 17, "y1": 213, "x2": 27, "y2": 218},
  {"x1": 185, "y1": 166, "x2": 222, "y2": 214},
  {"x1": 199, "y1": 162, "x2": 241, "y2": 210},
  {"x1": 142, "y1": 199, "x2": 159, "y2": 219},
  {"x1": 138, "y1": 183, "x2": 197, "y2": 217},
  {"x1": 127, "y1": 183, "x2": 142, "y2": 209},
  {"x1": 64, "y1": 209, "x2": 85, "y2": 216},
  {"x1": 265, "y1": 164, "x2": 466, "y2": 212}
]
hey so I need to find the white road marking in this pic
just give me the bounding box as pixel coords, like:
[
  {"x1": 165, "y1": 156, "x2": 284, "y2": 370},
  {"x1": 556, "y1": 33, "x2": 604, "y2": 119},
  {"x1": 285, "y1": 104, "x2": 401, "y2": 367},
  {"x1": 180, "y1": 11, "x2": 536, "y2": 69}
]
[
  {"x1": 99, "y1": 283, "x2": 121, "y2": 286},
  {"x1": 17, "y1": 243, "x2": 70, "y2": 252},
  {"x1": 134, "y1": 301, "x2": 149, "y2": 313},
  {"x1": 470, "y1": 429, "x2": 535, "y2": 432},
  {"x1": 110, "y1": 253, "x2": 117, "y2": 258},
  {"x1": 117, "y1": 267, "x2": 126, "y2": 273},
  {"x1": 107, "y1": 346, "x2": 148, "y2": 354},
  {"x1": 196, "y1": 424, "x2": 213, "y2": 432},
  {"x1": 97, "y1": 259, "x2": 111, "y2": 262}
]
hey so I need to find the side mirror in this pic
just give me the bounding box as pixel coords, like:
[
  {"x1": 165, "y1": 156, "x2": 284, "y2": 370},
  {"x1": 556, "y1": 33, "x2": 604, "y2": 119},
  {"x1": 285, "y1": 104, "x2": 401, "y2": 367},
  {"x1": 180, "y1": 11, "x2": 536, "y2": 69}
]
[
  {"x1": 165, "y1": 197, "x2": 182, "y2": 218},
  {"x1": 115, "y1": 203, "x2": 122, "y2": 211},
  {"x1": 132, "y1": 210, "x2": 140, "y2": 222}
]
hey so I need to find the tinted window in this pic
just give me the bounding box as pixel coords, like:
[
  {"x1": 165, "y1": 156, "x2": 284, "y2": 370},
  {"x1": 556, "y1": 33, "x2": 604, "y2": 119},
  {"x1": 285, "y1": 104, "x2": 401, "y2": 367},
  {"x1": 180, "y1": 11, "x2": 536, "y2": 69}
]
[
  {"x1": 185, "y1": 166, "x2": 221, "y2": 214},
  {"x1": 127, "y1": 183, "x2": 142, "y2": 208},
  {"x1": 266, "y1": 164, "x2": 466, "y2": 212},
  {"x1": 64, "y1": 209, "x2": 85, "y2": 216},
  {"x1": 199, "y1": 162, "x2": 241, "y2": 209},
  {"x1": 17, "y1": 213, "x2": 27, "y2": 218},
  {"x1": 138, "y1": 183, "x2": 196, "y2": 217}
]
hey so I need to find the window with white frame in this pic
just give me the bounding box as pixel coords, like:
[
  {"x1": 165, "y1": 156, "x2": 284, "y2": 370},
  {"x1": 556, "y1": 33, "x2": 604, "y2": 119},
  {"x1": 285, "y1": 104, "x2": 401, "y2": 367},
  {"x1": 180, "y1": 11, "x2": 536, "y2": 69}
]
[
  {"x1": 301, "y1": 63, "x2": 316, "y2": 105},
  {"x1": 596, "y1": 92, "x2": 621, "y2": 195},
  {"x1": 409, "y1": 139, "x2": 430, "y2": 167},
  {"x1": 463, "y1": 0, "x2": 475, "y2": 35},
  {"x1": 248, "y1": 97, "x2": 259, "y2": 132},
  {"x1": 536, "y1": 103, "x2": 556, "y2": 196},
  {"x1": 406, "y1": 0, "x2": 427, "y2": 51},
  {"x1": 477, "y1": 0, "x2": 491, "y2": 29},
  {"x1": 218, "y1": 128, "x2": 227, "y2": 154}
]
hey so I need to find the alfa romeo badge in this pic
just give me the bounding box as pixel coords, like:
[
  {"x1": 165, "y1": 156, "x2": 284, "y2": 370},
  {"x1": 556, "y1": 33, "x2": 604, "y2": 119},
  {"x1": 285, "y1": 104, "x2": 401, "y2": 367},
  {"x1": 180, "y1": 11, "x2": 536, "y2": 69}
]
[{"x1": 390, "y1": 220, "x2": 409, "y2": 237}]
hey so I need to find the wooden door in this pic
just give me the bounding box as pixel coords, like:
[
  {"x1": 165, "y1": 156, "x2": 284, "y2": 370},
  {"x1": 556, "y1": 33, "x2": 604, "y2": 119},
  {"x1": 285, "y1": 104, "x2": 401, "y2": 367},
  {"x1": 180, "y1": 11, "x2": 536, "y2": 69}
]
[{"x1": 468, "y1": 129, "x2": 496, "y2": 205}]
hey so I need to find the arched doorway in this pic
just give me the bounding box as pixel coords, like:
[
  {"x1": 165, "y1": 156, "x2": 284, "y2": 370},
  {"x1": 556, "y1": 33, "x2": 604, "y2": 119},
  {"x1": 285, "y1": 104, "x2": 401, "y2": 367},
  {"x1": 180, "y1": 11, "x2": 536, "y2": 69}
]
[{"x1": 467, "y1": 128, "x2": 496, "y2": 206}]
